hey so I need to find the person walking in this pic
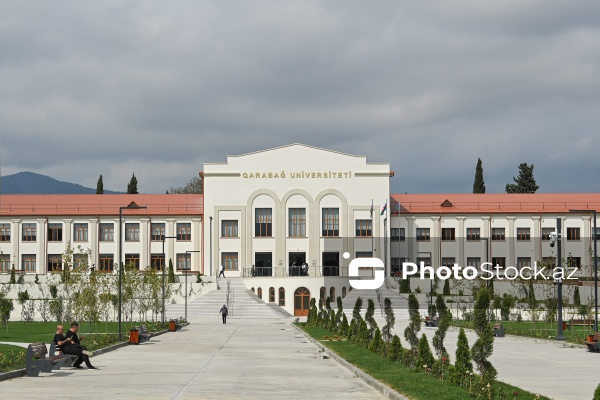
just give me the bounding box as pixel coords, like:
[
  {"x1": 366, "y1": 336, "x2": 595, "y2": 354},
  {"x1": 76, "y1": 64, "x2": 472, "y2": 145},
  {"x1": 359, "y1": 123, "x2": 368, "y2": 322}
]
[
  {"x1": 219, "y1": 304, "x2": 228, "y2": 324},
  {"x1": 251, "y1": 264, "x2": 256, "y2": 277},
  {"x1": 218, "y1": 264, "x2": 225, "y2": 278}
]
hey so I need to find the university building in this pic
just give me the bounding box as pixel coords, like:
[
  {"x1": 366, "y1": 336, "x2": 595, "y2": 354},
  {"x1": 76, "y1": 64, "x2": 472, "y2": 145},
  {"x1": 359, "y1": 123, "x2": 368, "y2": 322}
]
[{"x1": 1, "y1": 144, "x2": 599, "y2": 315}]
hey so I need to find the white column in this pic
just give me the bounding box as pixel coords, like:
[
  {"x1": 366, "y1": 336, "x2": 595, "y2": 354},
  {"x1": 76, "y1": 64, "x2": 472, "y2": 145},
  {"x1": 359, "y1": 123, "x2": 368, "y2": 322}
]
[
  {"x1": 37, "y1": 218, "x2": 47, "y2": 274},
  {"x1": 11, "y1": 219, "x2": 20, "y2": 270},
  {"x1": 508, "y1": 216, "x2": 516, "y2": 266},
  {"x1": 140, "y1": 217, "x2": 150, "y2": 269},
  {"x1": 63, "y1": 219, "x2": 72, "y2": 247},
  {"x1": 192, "y1": 217, "x2": 202, "y2": 272},
  {"x1": 457, "y1": 216, "x2": 465, "y2": 265},
  {"x1": 89, "y1": 219, "x2": 99, "y2": 266}
]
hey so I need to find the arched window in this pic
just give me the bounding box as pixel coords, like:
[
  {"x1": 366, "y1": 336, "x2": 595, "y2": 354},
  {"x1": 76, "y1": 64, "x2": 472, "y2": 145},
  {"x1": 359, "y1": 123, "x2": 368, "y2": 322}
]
[
  {"x1": 330, "y1": 287, "x2": 335, "y2": 301},
  {"x1": 279, "y1": 287, "x2": 285, "y2": 306},
  {"x1": 257, "y1": 287, "x2": 262, "y2": 299},
  {"x1": 269, "y1": 287, "x2": 275, "y2": 302},
  {"x1": 320, "y1": 286, "x2": 326, "y2": 301},
  {"x1": 342, "y1": 287, "x2": 347, "y2": 298}
]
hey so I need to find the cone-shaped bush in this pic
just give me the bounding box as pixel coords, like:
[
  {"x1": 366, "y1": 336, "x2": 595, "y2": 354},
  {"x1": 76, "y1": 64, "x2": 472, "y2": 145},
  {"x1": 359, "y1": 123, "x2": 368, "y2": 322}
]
[
  {"x1": 369, "y1": 328, "x2": 384, "y2": 354},
  {"x1": 416, "y1": 334, "x2": 435, "y2": 371},
  {"x1": 455, "y1": 328, "x2": 472, "y2": 376},
  {"x1": 388, "y1": 334, "x2": 403, "y2": 361},
  {"x1": 348, "y1": 319, "x2": 356, "y2": 341},
  {"x1": 329, "y1": 309, "x2": 337, "y2": 332},
  {"x1": 357, "y1": 320, "x2": 369, "y2": 348},
  {"x1": 340, "y1": 313, "x2": 349, "y2": 336},
  {"x1": 594, "y1": 382, "x2": 600, "y2": 400}
]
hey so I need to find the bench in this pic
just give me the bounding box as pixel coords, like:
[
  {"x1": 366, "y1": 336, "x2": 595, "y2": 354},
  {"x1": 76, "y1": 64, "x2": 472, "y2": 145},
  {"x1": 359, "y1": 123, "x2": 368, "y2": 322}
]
[
  {"x1": 583, "y1": 333, "x2": 600, "y2": 352},
  {"x1": 25, "y1": 343, "x2": 66, "y2": 377},
  {"x1": 493, "y1": 323, "x2": 504, "y2": 337},
  {"x1": 48, "y1": 342, "x2": 77, "y2": 369},
  {"x1": 424, "y1": 318, "x2": 438, "y2": 327},
  {"x1": 571, "y1": 319, "x2": 594, "y2": 327},
  {"x1": 137, "y1": 325, "x2": 153, "y2": 343}
]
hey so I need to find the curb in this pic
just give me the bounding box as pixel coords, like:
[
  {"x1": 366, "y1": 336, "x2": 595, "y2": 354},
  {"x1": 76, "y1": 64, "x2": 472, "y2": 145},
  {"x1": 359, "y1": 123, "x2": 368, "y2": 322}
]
[
  {"x1": 0, "y1": 368, "x2": 26, "y2": 382},
  {"x1": 293, "y1": 324, "x2": 409, "y2": 400}
]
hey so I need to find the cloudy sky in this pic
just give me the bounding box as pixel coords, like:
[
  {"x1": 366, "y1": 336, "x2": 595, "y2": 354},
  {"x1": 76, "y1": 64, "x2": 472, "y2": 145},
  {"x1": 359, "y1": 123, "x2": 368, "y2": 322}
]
[{"x1": 1, "y1": 1, "x2": 599, "y2": 194}]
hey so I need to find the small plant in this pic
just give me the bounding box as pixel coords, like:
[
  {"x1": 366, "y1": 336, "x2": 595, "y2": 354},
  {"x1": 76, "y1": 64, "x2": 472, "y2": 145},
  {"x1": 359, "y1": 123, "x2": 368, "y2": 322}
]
[
  {"x1": 196, "y1": 271, "x2": 203, "y2": 284},
  {"x1": 34, "y1": 274, "x2": 39, "y2": 284},
  {"x1": 416, "y1": 334, "x2": 434, "y2": 373},
  {"x1": 593, "y1": 382, "x2": 600, "y2": 400}
]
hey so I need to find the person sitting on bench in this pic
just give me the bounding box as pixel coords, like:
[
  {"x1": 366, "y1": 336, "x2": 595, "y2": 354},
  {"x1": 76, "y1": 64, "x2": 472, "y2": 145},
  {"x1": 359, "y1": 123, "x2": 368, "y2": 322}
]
[
  {"x1": 63, "y1": 322, "x2": 97, "y2": 369},
  {"x1": 53, "y1": 325, "x2": 72, "y2": 354}
]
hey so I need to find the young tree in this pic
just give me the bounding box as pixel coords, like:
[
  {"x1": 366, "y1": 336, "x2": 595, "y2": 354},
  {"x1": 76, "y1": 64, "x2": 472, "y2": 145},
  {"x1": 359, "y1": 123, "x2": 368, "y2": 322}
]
[
  {"x1": 432, "y1": 295, "x2": 451, "y2": 360},
  {"x1": 505, "y1": 163, "x2": 539, "y2": 193},
  {"x1": 0, "y1": 289, "x2": 14, "y2": 334},
  {"x1": 351, "y1": 297, "x2": 363, "y2": 335},
  {"x1": 443, "y1": 279, "x2": 451, "y2": 295},
  {"x1": 335, "y1": 296, "x2": 343, "y2": 324},
  {"x1": 168, "y1": 176, "x2": 203, "y2": 194},
  {"x1": 348, "y1": 319, "x2": 356, "y2": 341},
  {"x1": 388, "y1": 335, "x2": 403, "y2": 361},
  {"x1": 365, "y1": 299, "x2": 377, "y2": 337},
  {"x1": 400, "y1": 278, "x2": 411, "y2": 293},
  {"x1": 340, "y1": 313, "x2": 349, "y2": 336},
  {"x1": 417, "y1": 334, "x2": 435, "y2": 371},
  {"x1": 455, "y1": 328, "x2": 473, "y2": 378},
  {"x1": 382, "y1": 298, "x2": 395, "y2": 353},
  {"x1": 573, "y1": 286, "x2": 581, "y2": 307},
  {"x1": 168, "y1": 259, "x2": 175, "y2": 284},
  {"x1": 127, "y1": 173, "x2": 139, "y2": 194},
  {"x1": 473, "y1": 158, "x2": 486, "y2": 193},
  {"x1": 471, "y1": 288, "x2": 497, "y2": 384},
  {"x1": 404, "y1": 293, "x2": 421, "y2": 351},
  {"x1": 96, "y1": 174, "x2": 104, "y2": 194},
  {"x1": 357, "y1": 320, "x2": 369, "y2": 348},
  {"x1": 369, "y1": 328, "x2": 384, "y2": 354}
]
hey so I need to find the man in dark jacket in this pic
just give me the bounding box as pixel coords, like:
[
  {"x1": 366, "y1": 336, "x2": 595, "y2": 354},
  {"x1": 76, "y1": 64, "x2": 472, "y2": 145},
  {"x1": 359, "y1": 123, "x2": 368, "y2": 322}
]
[
  {"x1": 219, "y1": 304, "x2": 228, "y2": 324},
  {"x1": 63, "y1": 322, "x2": 97, "y2": 369}
]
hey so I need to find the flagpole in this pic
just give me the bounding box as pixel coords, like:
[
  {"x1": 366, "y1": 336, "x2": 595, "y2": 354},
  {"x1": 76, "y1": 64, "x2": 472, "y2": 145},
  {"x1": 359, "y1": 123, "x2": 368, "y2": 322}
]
[
  {"x1": 384, "y1": 200, "x2": 388, "y2": 277},
  {"x1": 371, "y1": 199, "x2": 374, "y2": 255}
]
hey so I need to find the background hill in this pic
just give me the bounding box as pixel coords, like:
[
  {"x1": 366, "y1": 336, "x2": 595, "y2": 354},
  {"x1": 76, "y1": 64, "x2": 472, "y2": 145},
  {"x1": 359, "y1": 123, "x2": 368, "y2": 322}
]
[{"x1": 0, "y1": 171, "x2": 122, "y2": 194}]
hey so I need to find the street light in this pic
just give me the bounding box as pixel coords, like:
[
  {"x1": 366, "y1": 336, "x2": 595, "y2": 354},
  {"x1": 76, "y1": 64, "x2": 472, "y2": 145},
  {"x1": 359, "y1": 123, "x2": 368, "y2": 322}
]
[
  {"x1": 553, "y1": 217, "x2": 565, "y2": 340},
  {"x1": 119, "y1": 202, "x2": 147, "y2": 341},
  {"x1": 185, "y1": 250, "x2": 201, "y2": 322},
  {"x1": 161, "y1": 235, "x2": 177, "y2": 326},
  {"x1": 570, "y1": 209, "x2": 598, "y2": 332},
  {"x1": 209, "y1": 216, "x2": 213, "y2": 276}
]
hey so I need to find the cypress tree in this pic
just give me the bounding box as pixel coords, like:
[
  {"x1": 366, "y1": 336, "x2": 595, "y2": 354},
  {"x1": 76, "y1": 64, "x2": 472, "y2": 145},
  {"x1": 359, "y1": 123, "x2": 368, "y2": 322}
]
[
  {"x1": 127, "y1": 173, "x2": 139, "y2": 194},
  {"x1": 433, "y1": 294, "x2": 451, "y2": 360},
  {"x1": 340, "y1": 314, "x2": 349, "y2": 336},
  {"x1": 443, "y1": 279, "x2": 450, "y2": 295},
  {"x1": 404, "y1": 293, "x2": 421, "y2": 351},
  {"x1": 168, "y1": 259, "x2": 175, "y2": 284},
  {"x1": 505, "y1": 163, "x2": 539, "y2": 193},
  {"x1": 335, "y1": 296, "x2": 343, "y2": 323},
  {"x1": 400, "y1": 278, "x2": 411, "y2": 293},
  {"x1": 573, "y1": 286, "x2": 581, "y2": 307},
  {"x1": 388, "y1": 334, "x2": 403, "y2": 361},
  {"x1": 352, "y1": 297, "x2": 363, "y2": 335},
  {"x1": 357, "y1": 320, "x2": 369, "y2": 348},
  {"x1": 471, "y1": 288, "x2": 497, "y2": 384},
  {"x1": 96, "y1": 174, "x2": 104, "y2": 194},
  {"x1": 417, "y1": 334, "x2": 435, "y2": 371},
  {"x1": 473, "y1": 158, "x2": 486, "y2": 193},
  {"x1": 455, "y1": 328, "x2": 473, "y2": 376},
  {"x1": 369, "y1": 328, "x2": 384, "y2": 354},
  {"x1": 348, "y1": 319, "x2": 356, "y2": 341},
  {"x1": 382, "y1": 297, "x2": 395, "y2": 352},
  {"x1": 365, "y1": 299, "x2": 377, "y2": 337}
]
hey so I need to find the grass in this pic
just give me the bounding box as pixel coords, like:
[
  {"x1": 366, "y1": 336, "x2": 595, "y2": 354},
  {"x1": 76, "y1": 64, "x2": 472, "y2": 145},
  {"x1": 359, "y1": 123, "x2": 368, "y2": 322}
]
[
  {"x1": 451, "y1": 319, "x2": 594, "y2": 344},
  {"x1": 298, "y1": 324, "x2": 549, "y2": 400},
  {"x1": 0, "y1": 344, "x2": 26, "y2": 372}
]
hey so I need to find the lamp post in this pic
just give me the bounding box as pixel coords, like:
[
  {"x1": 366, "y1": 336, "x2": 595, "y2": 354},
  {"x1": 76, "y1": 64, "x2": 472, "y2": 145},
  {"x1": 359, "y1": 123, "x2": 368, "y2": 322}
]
[
  {"x1": 569, "y1": 209, "x2": 598, "y2": 332},
  {"x1": 209, "y1": 216, "x2": 213, "y2": 276},
  {"x1": 555, "y1": 217, "x2": 565, "y2": 340},
  {"x1": 119, "y1": 202, "x2": 147, "y2": 342},
  {"x1": 161, "y1": 235, "x2": 177, "y2": 325},
  {"x1": 185, "y1": 250, "x2": 201, "y2": 322}
]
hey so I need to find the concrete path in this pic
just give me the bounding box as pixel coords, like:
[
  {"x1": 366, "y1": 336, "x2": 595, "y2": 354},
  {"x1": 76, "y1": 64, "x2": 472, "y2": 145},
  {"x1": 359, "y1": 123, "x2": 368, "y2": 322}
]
[{"x1": 0, "y1": 318, "x2": 386, "y2": 400}]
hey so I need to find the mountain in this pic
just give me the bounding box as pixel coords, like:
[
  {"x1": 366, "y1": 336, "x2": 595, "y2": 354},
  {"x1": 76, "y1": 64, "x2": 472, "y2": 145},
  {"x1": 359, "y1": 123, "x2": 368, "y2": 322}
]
[{"x1": 0, "y1": 171, "x2": 122, "y2": 194}]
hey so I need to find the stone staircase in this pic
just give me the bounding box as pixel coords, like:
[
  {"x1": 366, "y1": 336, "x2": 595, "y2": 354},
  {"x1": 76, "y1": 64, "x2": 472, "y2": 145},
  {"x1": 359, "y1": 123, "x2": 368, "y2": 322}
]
[
  {"x1": 166, "y1": 278, "x2": 292, "y2": 321},
  {"x1": 339, "y1": 283, "x2": 410, "y2": 321}
]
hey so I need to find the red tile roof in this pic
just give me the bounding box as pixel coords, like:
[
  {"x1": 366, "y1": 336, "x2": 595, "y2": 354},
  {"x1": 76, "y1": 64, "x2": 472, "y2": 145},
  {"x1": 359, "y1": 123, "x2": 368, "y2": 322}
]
[
  {"x1": 390, "y1": 193, "x2": 600, "y2": 214},
  {"x1": 0, "y1": 194, "x2": 203, "y2": 216}
]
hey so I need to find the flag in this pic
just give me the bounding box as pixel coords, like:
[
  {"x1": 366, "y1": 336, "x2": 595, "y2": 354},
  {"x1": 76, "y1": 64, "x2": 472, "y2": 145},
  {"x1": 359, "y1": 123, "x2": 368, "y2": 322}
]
[
  {"x1": 394, "y1": 202, "x2": 400, "y2": 214},
  {"x1": 380, "y1": 200, "x2": 387, "y2": 216},
  {"x1": 370, "y1": 199, "x2": 374, "y2": 219}
]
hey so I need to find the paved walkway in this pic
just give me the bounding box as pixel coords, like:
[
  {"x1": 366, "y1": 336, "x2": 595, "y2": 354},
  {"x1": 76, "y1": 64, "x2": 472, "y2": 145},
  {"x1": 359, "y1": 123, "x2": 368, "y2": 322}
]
[{"x1": 0, "y1": 318, "x2": 385, "y2": 400}]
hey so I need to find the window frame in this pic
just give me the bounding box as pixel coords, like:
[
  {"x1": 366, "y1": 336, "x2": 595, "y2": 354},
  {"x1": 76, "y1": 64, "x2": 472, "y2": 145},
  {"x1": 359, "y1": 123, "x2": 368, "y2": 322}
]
[
  {"x1": 491, "y1": 227, "x2": 505, "y2": 241},
  {"x1": 322, "y1": 208, "x2": 339, "y2": 237},
  {"x1": 255, "y1": 208, "x2": 273, "y2": 237},
  {"x1": 221, "y1": 220, "x2": 239, "y2": 238},
  {"x1": 47, "y1": 223, "x2": 63, "y2": 242},
  {"x1": 125, "y1": 253, "x2": 140, "y2": 269},
  {"x1": 22, "y1": 223, "x2": 37, "y2": 242},
  {"x1": 99, "y1": 223, "x2": 114, "y2": 242},
  {"x1": 0, "y1": 223, "x2": 11, "y2": 242},
  {"x1": 441, "y1": 228, "x2": 455, "y2": 241},
  {"x1": 416, "y1": 228, "x2": 430, "y2": 241},
  {"x1": 288, "y1": 208, "x2": 306, "y2": 237},
  {"x1": 176, "y1": 253, "x2": 191, "y2": 271},
  {"x1": 73, "y1": 223, "x2": 88, "y2": 242},
  {"x1": 98, "y1": 254, "x2": 115, "y2": 272},
  {"x1": 177, "y1": 223, "x2": 192, "y2": 241},
  {"x1": 567, "y1": 227, "x2": 581, "y2": 241},
  {"x1": 151, "y1": 223, "x2": 166, "y2": 241},
  {"x1": 355, "y1": 219, "x2": 372, "y2": 237},
  {"x1": 466, "y1": 228, "x2": 480, "y2": 241},
  {"x1": 222, "y1": 252, "x2": 239, "y2": 270},
  {"x1": 22, "y1": 254, "x2": 36, "y2": 272},
  {"x1": 125, "y1": 223, "x2": 140, "y2": 242},
  {"x1": 516, "y1": 227, "x2": 531, "y2": 241},
  {"x1": 47, "y1": 254, "x2": 62, "y2": 272}
]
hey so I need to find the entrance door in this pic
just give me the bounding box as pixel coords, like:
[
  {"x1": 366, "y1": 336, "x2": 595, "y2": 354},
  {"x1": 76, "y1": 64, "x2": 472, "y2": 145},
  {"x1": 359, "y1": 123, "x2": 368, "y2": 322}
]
[
  {"x1": 322, "y1": 252, "x2": 340, "y2": 276},
  {"x1": 289, "y1": 252, "x2": 306, "y2": 276},
  {"x1": 294, "y1": 287, "x2": 311, "y2": 317},
  {"x1": 255, "y1": 252, "x2": 272, "y2": 276}
]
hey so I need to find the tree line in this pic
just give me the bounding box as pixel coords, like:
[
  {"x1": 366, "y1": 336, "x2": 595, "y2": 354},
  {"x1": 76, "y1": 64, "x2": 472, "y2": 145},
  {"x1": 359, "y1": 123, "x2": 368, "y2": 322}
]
[
  {"x1": 472, "y1": 159, "x2": 539, "y2": 194},
  {"x1": 94, "y1": 174, "x2": 203, "y2": 194}
]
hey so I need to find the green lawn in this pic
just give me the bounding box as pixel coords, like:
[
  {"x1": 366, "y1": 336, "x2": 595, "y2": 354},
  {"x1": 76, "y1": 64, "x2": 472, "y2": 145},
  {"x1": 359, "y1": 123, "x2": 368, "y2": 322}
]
[
  {"x1": 298, "y1": 324, "x2": 549, "y2": 400},
  {"x1": 0, "y1": 344, "x2": 26, "y2": 372},
  {"x1": 451, "y1": 319, "x2": 594, "y2": 344}
]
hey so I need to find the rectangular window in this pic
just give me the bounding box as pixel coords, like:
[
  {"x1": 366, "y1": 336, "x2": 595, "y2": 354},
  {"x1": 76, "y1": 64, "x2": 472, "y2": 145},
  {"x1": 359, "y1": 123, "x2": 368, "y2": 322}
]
[
  {"x1": 516, "y1": 228, "x2": 530, "y2": 241},
  {"x1": 391, "y1": 228, "x2": 405, "y2": 241},
  {"x1": 322, "y1": 208, "x2": 339, "y2": 237},
  {"x1": 222, "y1": 252, "x2": 238, "y2": 270},
  {"x1": 255, "y1": 208, "x2": 273, "y2": 237},
  {"x1": 441, "y1": 228, "x2": 455, "y2": 241},
  {"x1": 125, "y1": 253, "x2": 140, "y2": 269},
  {"x1": 288, "y1": 208, "x2": 306, "y2": 237},
  {"x1": 517, "y1": 257, "x2": 531, "y2": 270},
  {"x1": 73, "y1": 223, "x2": 88, "y2": 242},
  {"x1": 568, "y1": 256, "x2": 582, "y2": 269},
  {"x1": 391, "y1": 257, "x2": 401, "y2": 273},
  {"x1": 22, "y1": 254, "x2": 36, "y2": 272},
  {"x1": 177, "y1": 253, "x2": 191, "y2": 271},
  {"x1": 491, "y1": 257, "x2": 506, "y2": 269},
  {"x1": 441, "y1": 257, "x2": 455, "y2": 267},
  {"x1": 221, "y1": 220, "x2": 239, "y2": 238},
  {"x1": 125, "y1": 223, "x2": 140, "y2": 242},
  {"x1": 594, "y1": 228, "x2": 600, "y2": 240},
  {"x1": 47, "y1": 254, "x2": 62, "y2": 272},
  {"x1": 177, "y1": 223, "x2": 192, "y2": 241},
  {"x1": 22, "y1": 223, "x2": 37, "y2": 242},
  {"x1": 567, "y1": 227, "x2": 580, "y2": 241},
  {"x1": 73, "y1": 254, "x2": 88, "y2": 269},
  {"x1": 0, "y1": 254, "x2": 10, "y2": 272},
  {"x1": 355, "y1": 220, "x2": 372, "y2": 237},
  {"x1": 466, "y1": 228, "x2": 480, "y2": 241},
  {"x1": 543, "y1": 256, "x2": 556, "y2": 267},
  {"x1": 0, "y1": 224, "x2": 10, "y2": 242},
  {"x1": 491, "y1": 228, "x2": 505, "y2": 241},
  {"x1": 467, "y1": 257, "x2": 481, "y2": 269},
  {"x1": 356, "y1": 251, "x2": 373, "y2": 258},
  {"x1": 47, "y1": 223, "x2": 63, "y2": 242},
  {"x1": 100, "y1": 223, "x2": 114, "y2": 241},
  {"x1": 151, "y1": 223, "x2": 165, "y2": 241},
  {"x1": 99, "y1": 254, "x2": 114, "y2": 272},
  {"x1": 416, "y1": 228, "x2": 430, "y2": 241},
  {"x1": 416, "y1": 257, "x2": 431, "y2": 270},
  {"x1": 541, "y1": 227, "x2": 554, "y2": 241},
  {"x1": 151, "y1": 254, "x2": 165, "y2": 270}
]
